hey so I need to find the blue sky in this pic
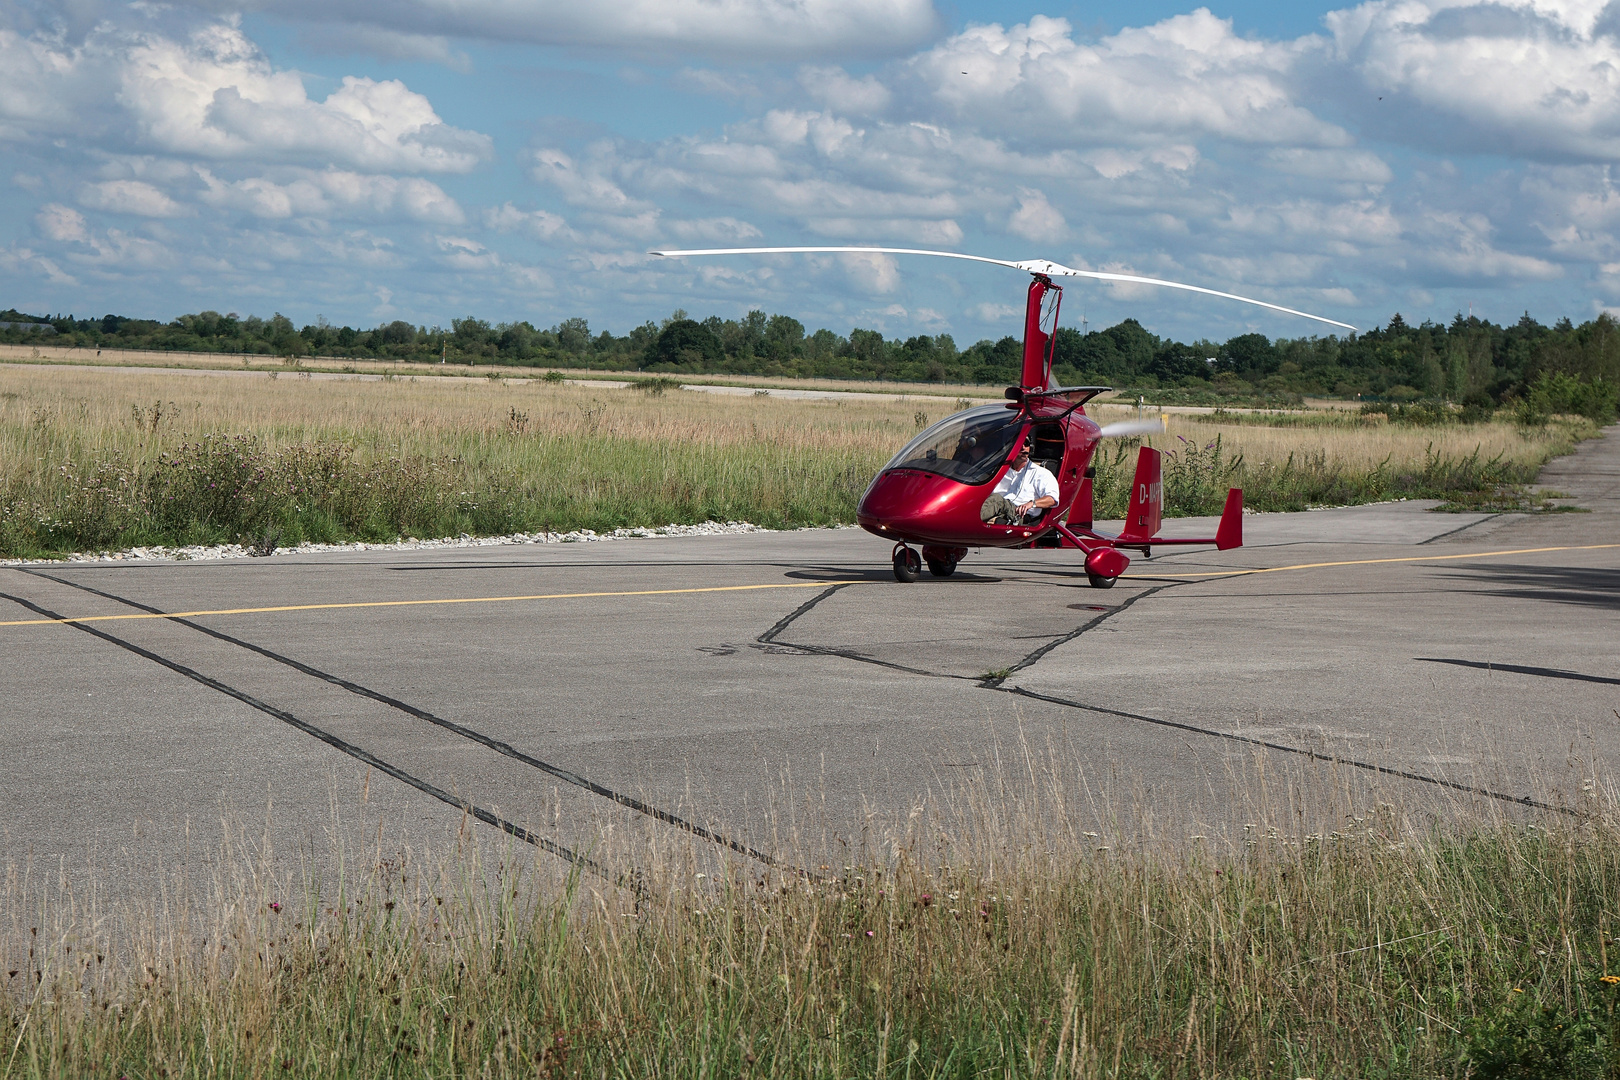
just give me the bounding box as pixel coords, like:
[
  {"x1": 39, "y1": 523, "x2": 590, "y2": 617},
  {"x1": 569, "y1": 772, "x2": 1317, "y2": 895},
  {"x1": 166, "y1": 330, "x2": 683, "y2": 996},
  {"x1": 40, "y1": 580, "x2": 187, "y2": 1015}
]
[{"x1": 4, "y1": 0, "x2": 1619, "y2": 345}]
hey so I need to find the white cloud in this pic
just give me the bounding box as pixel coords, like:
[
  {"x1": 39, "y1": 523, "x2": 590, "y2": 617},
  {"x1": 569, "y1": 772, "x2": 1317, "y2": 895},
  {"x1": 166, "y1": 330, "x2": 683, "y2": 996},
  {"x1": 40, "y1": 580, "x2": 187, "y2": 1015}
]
[
  {"x1": 295, "y1": 25, "x2": 472, "y2": 72},
  {"x1": 79, "y1": 179, "x2": 189, "y2": 216},
  {"x1": 839, "y1": 250, "x2": 900, "y2": 293},
  {"x1": 1330, "y1": 0, "x2": 1620, "y2": 159},
  {"x1": 904, "y1": 12, "x2": 1348, "y2": 149},
  {"x1": 37, "y1": 204, "x2": 91, "y2": 244},
  {"x1": 665, "y1": 216, "x2": 764, "y2": 242},
  {"x1": 1007, "y1": 188, "x2": 1065, "y2": 242},
  {"x1": 805, "y1": 217, "x2": 962, "y2": 244},
  {"x1": 119, "y1": 24, "x2": 490, "y2": 171},
  {"x1": 1416, "y1": 209, "x2": 1563, "y2": 279},
  {"x1": 674, "y1": 68, "x2": 764, "y2": 99},
  {"x1": 969, "y1": 301, "x2": 1020, "y2": 321},
  {"x1": 485, "y1": 202, "x2": 579, "y2": 242},
  {"x1": 1264, "y1": 148, "x2": 1394, "y2": 184},
  {"x1": 6, "y1": 1, "x2": 1615, "y2": 339},
  {"x1": 185, "y1": 0, "x2": 938, "y2": 59},
  {"x1": 799, "y1": 66, "x2": 892, "y2": 114},
  {"x1": 0, "y1": 244, "x2": 79, "y2": 287},
  {"x1": 196, "y1": 168, "x2": 465, "y2": 223},
  {"x1": 532, "y1": 148, "x2": 648, "y2": 211}
]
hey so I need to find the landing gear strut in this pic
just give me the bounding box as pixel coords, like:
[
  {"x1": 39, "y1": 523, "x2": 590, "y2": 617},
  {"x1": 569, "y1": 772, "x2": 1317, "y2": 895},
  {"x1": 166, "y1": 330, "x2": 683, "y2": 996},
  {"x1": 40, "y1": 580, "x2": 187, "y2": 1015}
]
[{"x1": 892, "y1": 543, "x2": 922, "y2": 582}]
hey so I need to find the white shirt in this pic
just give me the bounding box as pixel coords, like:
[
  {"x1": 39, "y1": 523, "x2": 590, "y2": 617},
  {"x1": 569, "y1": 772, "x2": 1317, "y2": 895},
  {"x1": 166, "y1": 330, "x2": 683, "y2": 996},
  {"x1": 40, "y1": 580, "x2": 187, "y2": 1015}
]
[{"x1": 993, "y1": 460, "x2": 1059, "y2": 505}]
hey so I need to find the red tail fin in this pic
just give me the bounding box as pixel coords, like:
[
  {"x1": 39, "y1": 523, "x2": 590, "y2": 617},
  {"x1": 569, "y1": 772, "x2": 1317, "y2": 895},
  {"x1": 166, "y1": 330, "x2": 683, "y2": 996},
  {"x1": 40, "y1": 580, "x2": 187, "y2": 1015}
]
[
  {"x1": 1119, "y1": 447, "x2": 1163, "y2": 541},
  {"x1": 1216, "y1": 488, "x2": 1243, "y2": 549}
]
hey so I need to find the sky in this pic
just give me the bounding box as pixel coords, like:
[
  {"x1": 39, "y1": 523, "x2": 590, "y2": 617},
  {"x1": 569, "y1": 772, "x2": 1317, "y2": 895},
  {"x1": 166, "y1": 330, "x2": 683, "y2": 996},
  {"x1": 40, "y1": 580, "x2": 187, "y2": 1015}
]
[{"x1": 5, "y1": 0, "x2": 1620, "y2": 345}]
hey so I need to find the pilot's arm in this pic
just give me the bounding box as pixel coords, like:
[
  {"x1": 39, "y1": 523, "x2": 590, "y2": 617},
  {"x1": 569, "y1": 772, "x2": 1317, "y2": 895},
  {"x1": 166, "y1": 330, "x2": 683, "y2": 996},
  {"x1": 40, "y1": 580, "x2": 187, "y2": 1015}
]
[{"x1": 1016, "y1": 467, "x2": 1060, "y2": 516}]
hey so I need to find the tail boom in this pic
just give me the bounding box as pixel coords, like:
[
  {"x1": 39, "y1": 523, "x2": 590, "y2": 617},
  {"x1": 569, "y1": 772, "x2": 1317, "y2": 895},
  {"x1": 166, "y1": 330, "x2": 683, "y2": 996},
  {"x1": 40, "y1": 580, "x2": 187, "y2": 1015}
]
[{"x1": 1050, "y1": 446, "x2": 1243, "y2": 564}]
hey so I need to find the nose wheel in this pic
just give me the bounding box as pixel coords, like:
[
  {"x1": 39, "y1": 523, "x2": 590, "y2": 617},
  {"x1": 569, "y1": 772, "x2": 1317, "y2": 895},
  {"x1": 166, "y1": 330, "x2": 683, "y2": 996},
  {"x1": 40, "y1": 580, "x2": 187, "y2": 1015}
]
[{"x1": 892, "y1": 543, "x2": 922, "y2": 582}]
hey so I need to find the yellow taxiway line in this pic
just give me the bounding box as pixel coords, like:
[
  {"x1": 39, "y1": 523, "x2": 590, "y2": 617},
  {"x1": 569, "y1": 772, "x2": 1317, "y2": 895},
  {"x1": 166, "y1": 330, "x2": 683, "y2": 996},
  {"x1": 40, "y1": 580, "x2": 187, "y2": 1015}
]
[
  {"x1": 1125, "y1": 542, "x2": 1620, "y2": 580},
  {"x1": 3, "y1": 542, "x2": 1614, "y2": 629},
  {"x1": 0, "y1": 581, "x2": 864, "y2": 629}
]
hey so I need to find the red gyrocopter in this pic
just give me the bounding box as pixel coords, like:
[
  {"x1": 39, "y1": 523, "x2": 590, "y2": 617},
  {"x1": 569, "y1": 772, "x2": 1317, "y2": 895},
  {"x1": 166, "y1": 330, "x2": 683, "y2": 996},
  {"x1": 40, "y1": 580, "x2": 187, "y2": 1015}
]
[{"x1": 650, "y1": 247, "x2": 1356, "y2": 586}]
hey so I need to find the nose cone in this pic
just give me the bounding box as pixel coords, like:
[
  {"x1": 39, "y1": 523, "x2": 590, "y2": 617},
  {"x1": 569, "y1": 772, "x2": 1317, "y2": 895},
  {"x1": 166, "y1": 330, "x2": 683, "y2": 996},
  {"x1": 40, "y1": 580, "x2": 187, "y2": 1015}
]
[{"x1": 857, "y1": 469, "x2": 978, "y2": 542}]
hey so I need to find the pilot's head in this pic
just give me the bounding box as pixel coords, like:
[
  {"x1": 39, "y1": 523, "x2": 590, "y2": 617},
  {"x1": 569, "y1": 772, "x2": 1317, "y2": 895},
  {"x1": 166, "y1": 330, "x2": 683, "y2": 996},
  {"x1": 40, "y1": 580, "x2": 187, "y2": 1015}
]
[{"x1": 1010, "y1": 443, "x2": 1031, "y2": 468}]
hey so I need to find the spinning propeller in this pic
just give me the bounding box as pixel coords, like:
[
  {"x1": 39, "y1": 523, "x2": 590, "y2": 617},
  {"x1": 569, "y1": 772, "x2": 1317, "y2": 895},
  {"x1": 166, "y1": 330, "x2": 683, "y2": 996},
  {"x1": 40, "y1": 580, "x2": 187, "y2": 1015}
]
[
  {"x1": 649, "y1": 246, "x2": 1356, "y2": 332},
  {"x1": 1095, "y1": 418, "x2": 1168, "y2": 438}
]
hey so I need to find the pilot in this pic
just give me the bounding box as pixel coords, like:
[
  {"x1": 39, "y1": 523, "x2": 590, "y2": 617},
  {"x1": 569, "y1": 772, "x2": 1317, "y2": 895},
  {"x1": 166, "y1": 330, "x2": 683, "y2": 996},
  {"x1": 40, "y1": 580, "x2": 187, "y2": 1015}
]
[
  {"x1": 980, "y1": 441, "x2": 1058, "y2": 525},
  {"x1": 954, "y1": 434, "x2": 989, "y2": 464}
]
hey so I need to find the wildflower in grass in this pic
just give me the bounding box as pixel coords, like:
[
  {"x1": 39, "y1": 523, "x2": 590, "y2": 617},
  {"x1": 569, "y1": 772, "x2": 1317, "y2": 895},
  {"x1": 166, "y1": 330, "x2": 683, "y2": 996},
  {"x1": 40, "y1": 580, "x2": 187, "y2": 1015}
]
[{"x1": 1602, "y1": 975, "x2": 1620, "y2": 985}]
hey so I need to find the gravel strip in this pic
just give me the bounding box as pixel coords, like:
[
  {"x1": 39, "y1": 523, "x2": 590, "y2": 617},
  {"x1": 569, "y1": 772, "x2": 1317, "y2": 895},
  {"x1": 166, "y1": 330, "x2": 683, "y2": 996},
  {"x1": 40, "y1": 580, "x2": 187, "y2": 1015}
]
[{"x1": 0, "y1": 521, "x2": 840, "y2": 566}]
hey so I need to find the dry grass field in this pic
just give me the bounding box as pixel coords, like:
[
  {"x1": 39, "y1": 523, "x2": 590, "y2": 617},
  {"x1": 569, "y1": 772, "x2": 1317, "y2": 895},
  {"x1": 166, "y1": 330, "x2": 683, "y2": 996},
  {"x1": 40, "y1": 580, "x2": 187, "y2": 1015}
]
[
  {"x1": 0, "y1": 344, "x2": 997, "y2": 400},
  {"x1": 6, "y1": 746, "x2": 1619, "y2": 1079},
  {"x1": 0, "y1": 363, "x2": 1598, "y2": 557}
]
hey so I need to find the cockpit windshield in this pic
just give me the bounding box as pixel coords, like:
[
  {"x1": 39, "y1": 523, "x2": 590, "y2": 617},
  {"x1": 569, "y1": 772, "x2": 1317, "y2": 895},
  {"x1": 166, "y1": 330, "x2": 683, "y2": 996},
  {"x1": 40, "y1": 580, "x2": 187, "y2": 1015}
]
[{"x1": 881, "y1": 405, "x2": 1026, "y2": 487}]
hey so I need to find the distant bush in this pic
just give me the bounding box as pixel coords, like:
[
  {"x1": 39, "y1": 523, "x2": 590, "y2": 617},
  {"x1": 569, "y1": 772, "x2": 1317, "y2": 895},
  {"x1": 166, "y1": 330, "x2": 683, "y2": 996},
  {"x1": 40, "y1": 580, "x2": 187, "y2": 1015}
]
[
  {"x1": 1515, "y1": 371, "x2": 1618, "y2": 426},
  {"x1": 1360, "y1": 399, "x2": 1460, "y2": 425}
]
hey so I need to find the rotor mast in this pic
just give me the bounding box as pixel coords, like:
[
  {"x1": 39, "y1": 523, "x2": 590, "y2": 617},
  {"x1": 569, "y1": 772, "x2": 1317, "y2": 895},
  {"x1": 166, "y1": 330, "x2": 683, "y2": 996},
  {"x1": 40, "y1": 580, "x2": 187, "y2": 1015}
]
[{"x1": 1021, "y1": 275, "x2": 1061, "y2": 393}]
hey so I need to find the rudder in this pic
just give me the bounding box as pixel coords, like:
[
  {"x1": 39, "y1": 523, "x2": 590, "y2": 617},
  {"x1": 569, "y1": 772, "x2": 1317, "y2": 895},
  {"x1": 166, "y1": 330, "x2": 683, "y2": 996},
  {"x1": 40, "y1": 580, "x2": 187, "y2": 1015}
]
[{"x1": 1120, "y1": 446, "x2": 1163, "y2": 540}]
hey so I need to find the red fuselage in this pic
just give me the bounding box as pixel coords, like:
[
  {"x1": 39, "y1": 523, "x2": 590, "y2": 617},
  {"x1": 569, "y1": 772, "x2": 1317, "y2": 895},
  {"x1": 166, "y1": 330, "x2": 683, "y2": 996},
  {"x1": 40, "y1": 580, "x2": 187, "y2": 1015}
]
[{"x1": 857, "y1": 400, "x2": 1101, "y2": 548}]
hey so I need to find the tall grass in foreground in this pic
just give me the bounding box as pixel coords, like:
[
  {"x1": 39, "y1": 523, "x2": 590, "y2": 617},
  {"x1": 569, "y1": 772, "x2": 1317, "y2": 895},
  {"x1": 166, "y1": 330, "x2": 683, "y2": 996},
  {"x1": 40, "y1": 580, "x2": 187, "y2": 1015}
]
[
  {"x1": 0, "y1": 367, "x2": 1600, "y2": 556},
  {"x1": 6, "y1": 757, "x2": 1620, "y2": 1079}
]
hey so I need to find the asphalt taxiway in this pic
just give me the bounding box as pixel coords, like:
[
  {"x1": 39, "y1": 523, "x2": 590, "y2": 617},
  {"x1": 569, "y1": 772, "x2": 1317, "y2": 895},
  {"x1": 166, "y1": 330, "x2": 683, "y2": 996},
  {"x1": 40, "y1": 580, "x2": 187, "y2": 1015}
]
[{"x1": 3, "y1": 427, "x2": 1616, "y2": 888}]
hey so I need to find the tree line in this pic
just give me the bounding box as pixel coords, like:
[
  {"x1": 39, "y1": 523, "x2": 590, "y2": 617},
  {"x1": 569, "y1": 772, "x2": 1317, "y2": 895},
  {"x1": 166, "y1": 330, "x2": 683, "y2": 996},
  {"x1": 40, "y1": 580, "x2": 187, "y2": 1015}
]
[{"x1": 3, "y1": 304, "x2": 1615, "y2": 416}]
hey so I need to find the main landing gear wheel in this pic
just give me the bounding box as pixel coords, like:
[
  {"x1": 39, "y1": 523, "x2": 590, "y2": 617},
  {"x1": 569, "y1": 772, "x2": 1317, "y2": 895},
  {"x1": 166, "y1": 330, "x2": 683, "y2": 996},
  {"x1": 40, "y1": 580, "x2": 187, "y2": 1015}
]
[
  {"x1": 1086, "y1": 571, "x2": 1117, "y2": 589},
  {"x1": 892, "y1": 544, "x2": 922, "y2": 583},
  {"x1": 926, "y1": 556, "x2": 957, "y2": 578}
]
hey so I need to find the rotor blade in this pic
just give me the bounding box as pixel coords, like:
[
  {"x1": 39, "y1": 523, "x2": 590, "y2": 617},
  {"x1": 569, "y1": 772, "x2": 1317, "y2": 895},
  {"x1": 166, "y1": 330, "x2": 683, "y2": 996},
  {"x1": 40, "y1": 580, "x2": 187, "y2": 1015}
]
[
  {"x1": 650, "y1": 246, "x2": 1357, "y2": 332},
  {"x1": 1011, "y1": 260, "x2": 1357, "y2": 331},
  {"x1": 650, "y1": 246, "x2": 1025, "y2": 272},
  {"x1": 1097, "y1": 419, "x2": 1167, "y2": 438}
]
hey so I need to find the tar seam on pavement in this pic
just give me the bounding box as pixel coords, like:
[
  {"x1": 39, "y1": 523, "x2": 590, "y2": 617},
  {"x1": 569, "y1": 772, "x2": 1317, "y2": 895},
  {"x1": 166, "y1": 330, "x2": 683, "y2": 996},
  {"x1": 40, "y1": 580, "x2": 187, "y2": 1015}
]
[
  {"x1": 758, "y1": 580, "x2": 1570, "y2": 816},
  {"x1": 1415, "y1": 657, "x2": 1620, "y2": 688},
  {"x1": 1417, "y1": 514, "x2": 1505, "y2": 545},
  {"x1": 16, "y1": 567, "x2": 796, "y2": 876},
  {"x1": 0, "y1": 587, "x2": 615, "y2": 883}
]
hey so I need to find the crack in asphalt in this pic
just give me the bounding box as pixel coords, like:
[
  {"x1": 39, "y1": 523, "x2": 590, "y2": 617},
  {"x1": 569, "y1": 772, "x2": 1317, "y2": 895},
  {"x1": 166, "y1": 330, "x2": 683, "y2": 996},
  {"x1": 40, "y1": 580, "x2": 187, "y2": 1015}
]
[
  {"x1": 16, "y1": 567, "x2": 793, "y2": 874},
  {"x1": 758, "y1": 580, "x2": 1569, "y2": 815},
  {"x1": 0, "y1": 586, "x2": 616, "y2": 883}
]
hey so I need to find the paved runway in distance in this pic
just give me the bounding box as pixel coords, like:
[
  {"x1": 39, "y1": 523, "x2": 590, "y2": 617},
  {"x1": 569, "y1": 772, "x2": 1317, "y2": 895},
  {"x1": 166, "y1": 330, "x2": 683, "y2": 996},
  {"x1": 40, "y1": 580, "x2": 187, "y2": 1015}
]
[{"x1": 3, "y1": 426, "x2": 1616, "y2": 889}]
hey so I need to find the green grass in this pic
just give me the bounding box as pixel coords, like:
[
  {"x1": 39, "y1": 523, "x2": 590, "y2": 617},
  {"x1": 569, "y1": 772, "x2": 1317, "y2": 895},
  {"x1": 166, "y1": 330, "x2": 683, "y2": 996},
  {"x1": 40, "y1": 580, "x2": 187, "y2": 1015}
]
[
  {"x1": 0, "y1": 430, "x2": 880, "y2": 558},
  {"x1": 1089, "y1": 427, "x2": 1598, "y2": 519}
]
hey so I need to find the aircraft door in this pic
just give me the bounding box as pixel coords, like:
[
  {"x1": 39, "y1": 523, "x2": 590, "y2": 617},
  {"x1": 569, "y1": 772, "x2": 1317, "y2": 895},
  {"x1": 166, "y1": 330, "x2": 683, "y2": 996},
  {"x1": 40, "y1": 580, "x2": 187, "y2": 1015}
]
[{"x1": 1030, "y1": 421, "x2": 1067, "y2": 495}]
